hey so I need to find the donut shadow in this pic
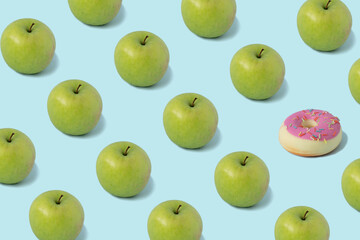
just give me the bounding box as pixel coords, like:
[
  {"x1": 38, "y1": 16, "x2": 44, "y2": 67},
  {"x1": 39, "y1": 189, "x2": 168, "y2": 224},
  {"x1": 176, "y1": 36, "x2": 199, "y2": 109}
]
[
  {"x1": 328, "y1": 131, "x2": 348, "y2": 156},
  {"x1": 297, "y1": 131, "x2": 348, "y2": 158}
]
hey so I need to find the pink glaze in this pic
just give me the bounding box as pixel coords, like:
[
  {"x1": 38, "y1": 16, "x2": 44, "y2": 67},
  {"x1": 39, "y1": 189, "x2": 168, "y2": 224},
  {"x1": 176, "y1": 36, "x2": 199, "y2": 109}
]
[{"x1": 283, "y1": 109, "x2": 341, "y2": 142}]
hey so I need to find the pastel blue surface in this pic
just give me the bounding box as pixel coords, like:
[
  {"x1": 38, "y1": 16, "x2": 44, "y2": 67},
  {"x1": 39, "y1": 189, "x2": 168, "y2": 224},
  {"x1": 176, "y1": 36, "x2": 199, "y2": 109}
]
[{"x1": 0, "y1": 0, "x2": 359, "y2": 239}]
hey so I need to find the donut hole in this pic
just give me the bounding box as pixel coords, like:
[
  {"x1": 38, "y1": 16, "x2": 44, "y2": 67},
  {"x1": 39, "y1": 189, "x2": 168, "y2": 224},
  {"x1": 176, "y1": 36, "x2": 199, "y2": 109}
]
[{"x1": 302, "y1": 119, "x2": 318, "y2": 128}]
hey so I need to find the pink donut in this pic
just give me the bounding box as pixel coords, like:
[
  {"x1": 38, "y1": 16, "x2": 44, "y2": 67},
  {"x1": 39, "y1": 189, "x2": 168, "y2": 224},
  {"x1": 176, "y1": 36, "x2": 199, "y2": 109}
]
[{"x1": 279, "y1": 109, "x2": 342, "y2": 156}]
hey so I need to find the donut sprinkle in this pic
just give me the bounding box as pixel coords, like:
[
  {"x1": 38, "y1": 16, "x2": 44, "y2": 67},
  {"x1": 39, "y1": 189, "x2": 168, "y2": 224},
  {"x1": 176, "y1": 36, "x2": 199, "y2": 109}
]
[{"x1": 283, "y1": 109, "x2": 340, "y2": 142}]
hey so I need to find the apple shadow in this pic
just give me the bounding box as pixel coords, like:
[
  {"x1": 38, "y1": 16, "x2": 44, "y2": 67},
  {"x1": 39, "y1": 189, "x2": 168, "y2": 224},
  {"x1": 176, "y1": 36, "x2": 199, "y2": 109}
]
[
  {"x1": 217, "y1": 17, "x2": 240, "y2": 41},
  {"x1": 196, "y1": 129, "x2": 221, "y2": 152},
  {"x1": 240, "y1": 187, "x2": 273, "y2": 211},
  {"x1": 82, "y1": 115, "x2": 106, "y2": 138},
  {"x1": 200, "y1": 235, "x2": 206, "y2": 240},
  {"x1": 77, "y1": 226, "x2": 88, "y2": 240},
  {"x1": 333, "y1": 30, "x2": 355, "y2": 54},
  {"x1": 328, "y1": 131, "x2": 348, "y2": 156},
  {"x1": 131, "y1": 177, "x2": 155, "y2": 200},
  {"x1": 101, "y1": 6, "x2": 126, "y2": 28},
  {"x1": 265, "y1": 79, "x2": 289, "y2": 103},
  {"x1": 13, "y1": 164, "x2": 39, "y2": 187},
  {"x1": 117, "y1": 177, "x2": 154, "y2": 201},
  {"x1": 148, "y1": 67, "x2": 173, "y2": 90},
  {"x1": 252, "y1": 187, "x2": 273, "y2": 210},
  {"x1": 27, "y1": 54, "x2": 59, "y2": 77}
]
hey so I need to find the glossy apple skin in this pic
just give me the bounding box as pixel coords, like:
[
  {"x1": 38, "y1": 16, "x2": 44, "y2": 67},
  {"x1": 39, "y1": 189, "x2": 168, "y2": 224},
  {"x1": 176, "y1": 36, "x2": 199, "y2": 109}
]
[
  {"x1": 1, "y1": 18, "x2": 55, "y2": 74},
  {"x1": 297, "y1": 0, "x2": 352, "y2": 51},
  {"x1": 29, "y1": 190, "x2": 84, "y2": 240},
  {"x1": 68, "y1": 0, "x2": 122, "y2": 26},
  {"x1": 275, "y1": 206, "x2": 330, "y2": 240},
  {"x1": 96, "y1": 141, "x2": 151, "y2": 197},
  {"x1": 230, "y1": 44, "x2": 285, "y2": 100},
  {"x1": 181, "y1": 0, "x2": 236, "y2": 38},
  {"x1": 163, "y1": 93, "x2": 218, "y2": 149},
  {"x1": 342, "y1": 159, "x2": 360, "y2": 210},
  {"x1": 214, "y1": 151, "x2": 269, "y2": 207},
  {"x1": 47, "y1": 79, "x2": 102, "y2": 136},
  {"x1": 148, "y1": 200, "x2": 203, "y2": 240},
  {"x1": 0, "y1": 128, "x2": 35, "y2": 184},
  {"x1": 349, "y1": 59, "x2": 360, "y2": 104},
  {"x1": 115, "y1": 31, "x2": 169, "y2": 87}
]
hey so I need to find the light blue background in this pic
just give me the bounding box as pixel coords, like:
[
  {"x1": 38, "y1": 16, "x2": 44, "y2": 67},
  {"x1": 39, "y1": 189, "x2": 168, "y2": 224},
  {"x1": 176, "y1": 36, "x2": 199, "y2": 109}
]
[{"x1": 0, "y1": 0, "x2": 359, "y2": 239}]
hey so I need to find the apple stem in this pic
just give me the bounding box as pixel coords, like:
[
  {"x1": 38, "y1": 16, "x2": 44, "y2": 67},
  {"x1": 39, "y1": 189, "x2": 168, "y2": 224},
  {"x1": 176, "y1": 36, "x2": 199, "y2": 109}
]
[
  {"x1": 141, "y1": 35, "x2": 149, "y2": 46},
  {"x1": 56, "y1": 195, "x2": 64, "y2": 205},
  {"x1": 27, "y1": 23, "x2": 35, "y2": 33},
  {"x1": 75, "y1": 84, "x2": 82, "y2": 94},
  {"x1": 190, "y1": 98, "x2": 198, "y2": 107},
  {"x1": 123, "y1": 146, "x2": 131, "y2": 156},
  {"x1": 241, "y1": 156, "x2": 249, "y2": 166},
  {"x1": 7, "y1": 133, "x2": 15, "y2": 143},
  {"x1": 257, "y1": 49, "x2": 265, "y2": 58},
  {"x1": 302, "y1": 210, "x2": 309, "y2": 220},
  {"x1": 325, "y1": 0, "x2": 331, "y2": 9},
  {"x1": 175, "y1": 204, "x2": 182, "y2": 214}
]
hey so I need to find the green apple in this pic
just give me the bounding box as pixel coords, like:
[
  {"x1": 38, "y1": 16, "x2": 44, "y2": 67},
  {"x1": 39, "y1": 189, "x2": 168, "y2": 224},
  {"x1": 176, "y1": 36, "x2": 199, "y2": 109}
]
[
  {"x1": 275, "y1": 206, "x2": 330, "y2": 240},
  {"x1": 1, "y1": 18, "x2": 55, "y2": 74},
  {"x1": 342, "y1": 158, "x2": 360, "y2": 210},
  {"x1": 181, "y1": 0, "x2": 237, "y2": 38},
  {"x1": 68, "y1": 0, "x2": 122, "y2": 26},
  {"x1": 230, "y1": 44, "x2": 285, "y2": 100},
  {"x1": 214, "y1": 151, "x2": 269, "y2": 207},
  {"x1": 297, "y1": 0, "x2": 352, "y2": 51},
  {"x1": 47, "y1": 79, "x2": 102, "y2": 136},
  {"x1": 148, "y1": 200, "x2": 203, "y2": 240},
  {"x1": 96, "y1": 141, "x2": 151, "y2": 197},
  {"x1": 0, "y1": 128, "x2": 35, "y2": 184},
  {"x1": 114, "y1": 31, "x2": 169, "y2": 87},
  {"x1": 163, "y1": 93, "x2": 218, "y2": 149},
  {"x1": 348, "y1": 59, "x2": 360, "y2": 104},
  {"x1": 29, "y1": 190, "x2": 84, "y2": 240}
]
